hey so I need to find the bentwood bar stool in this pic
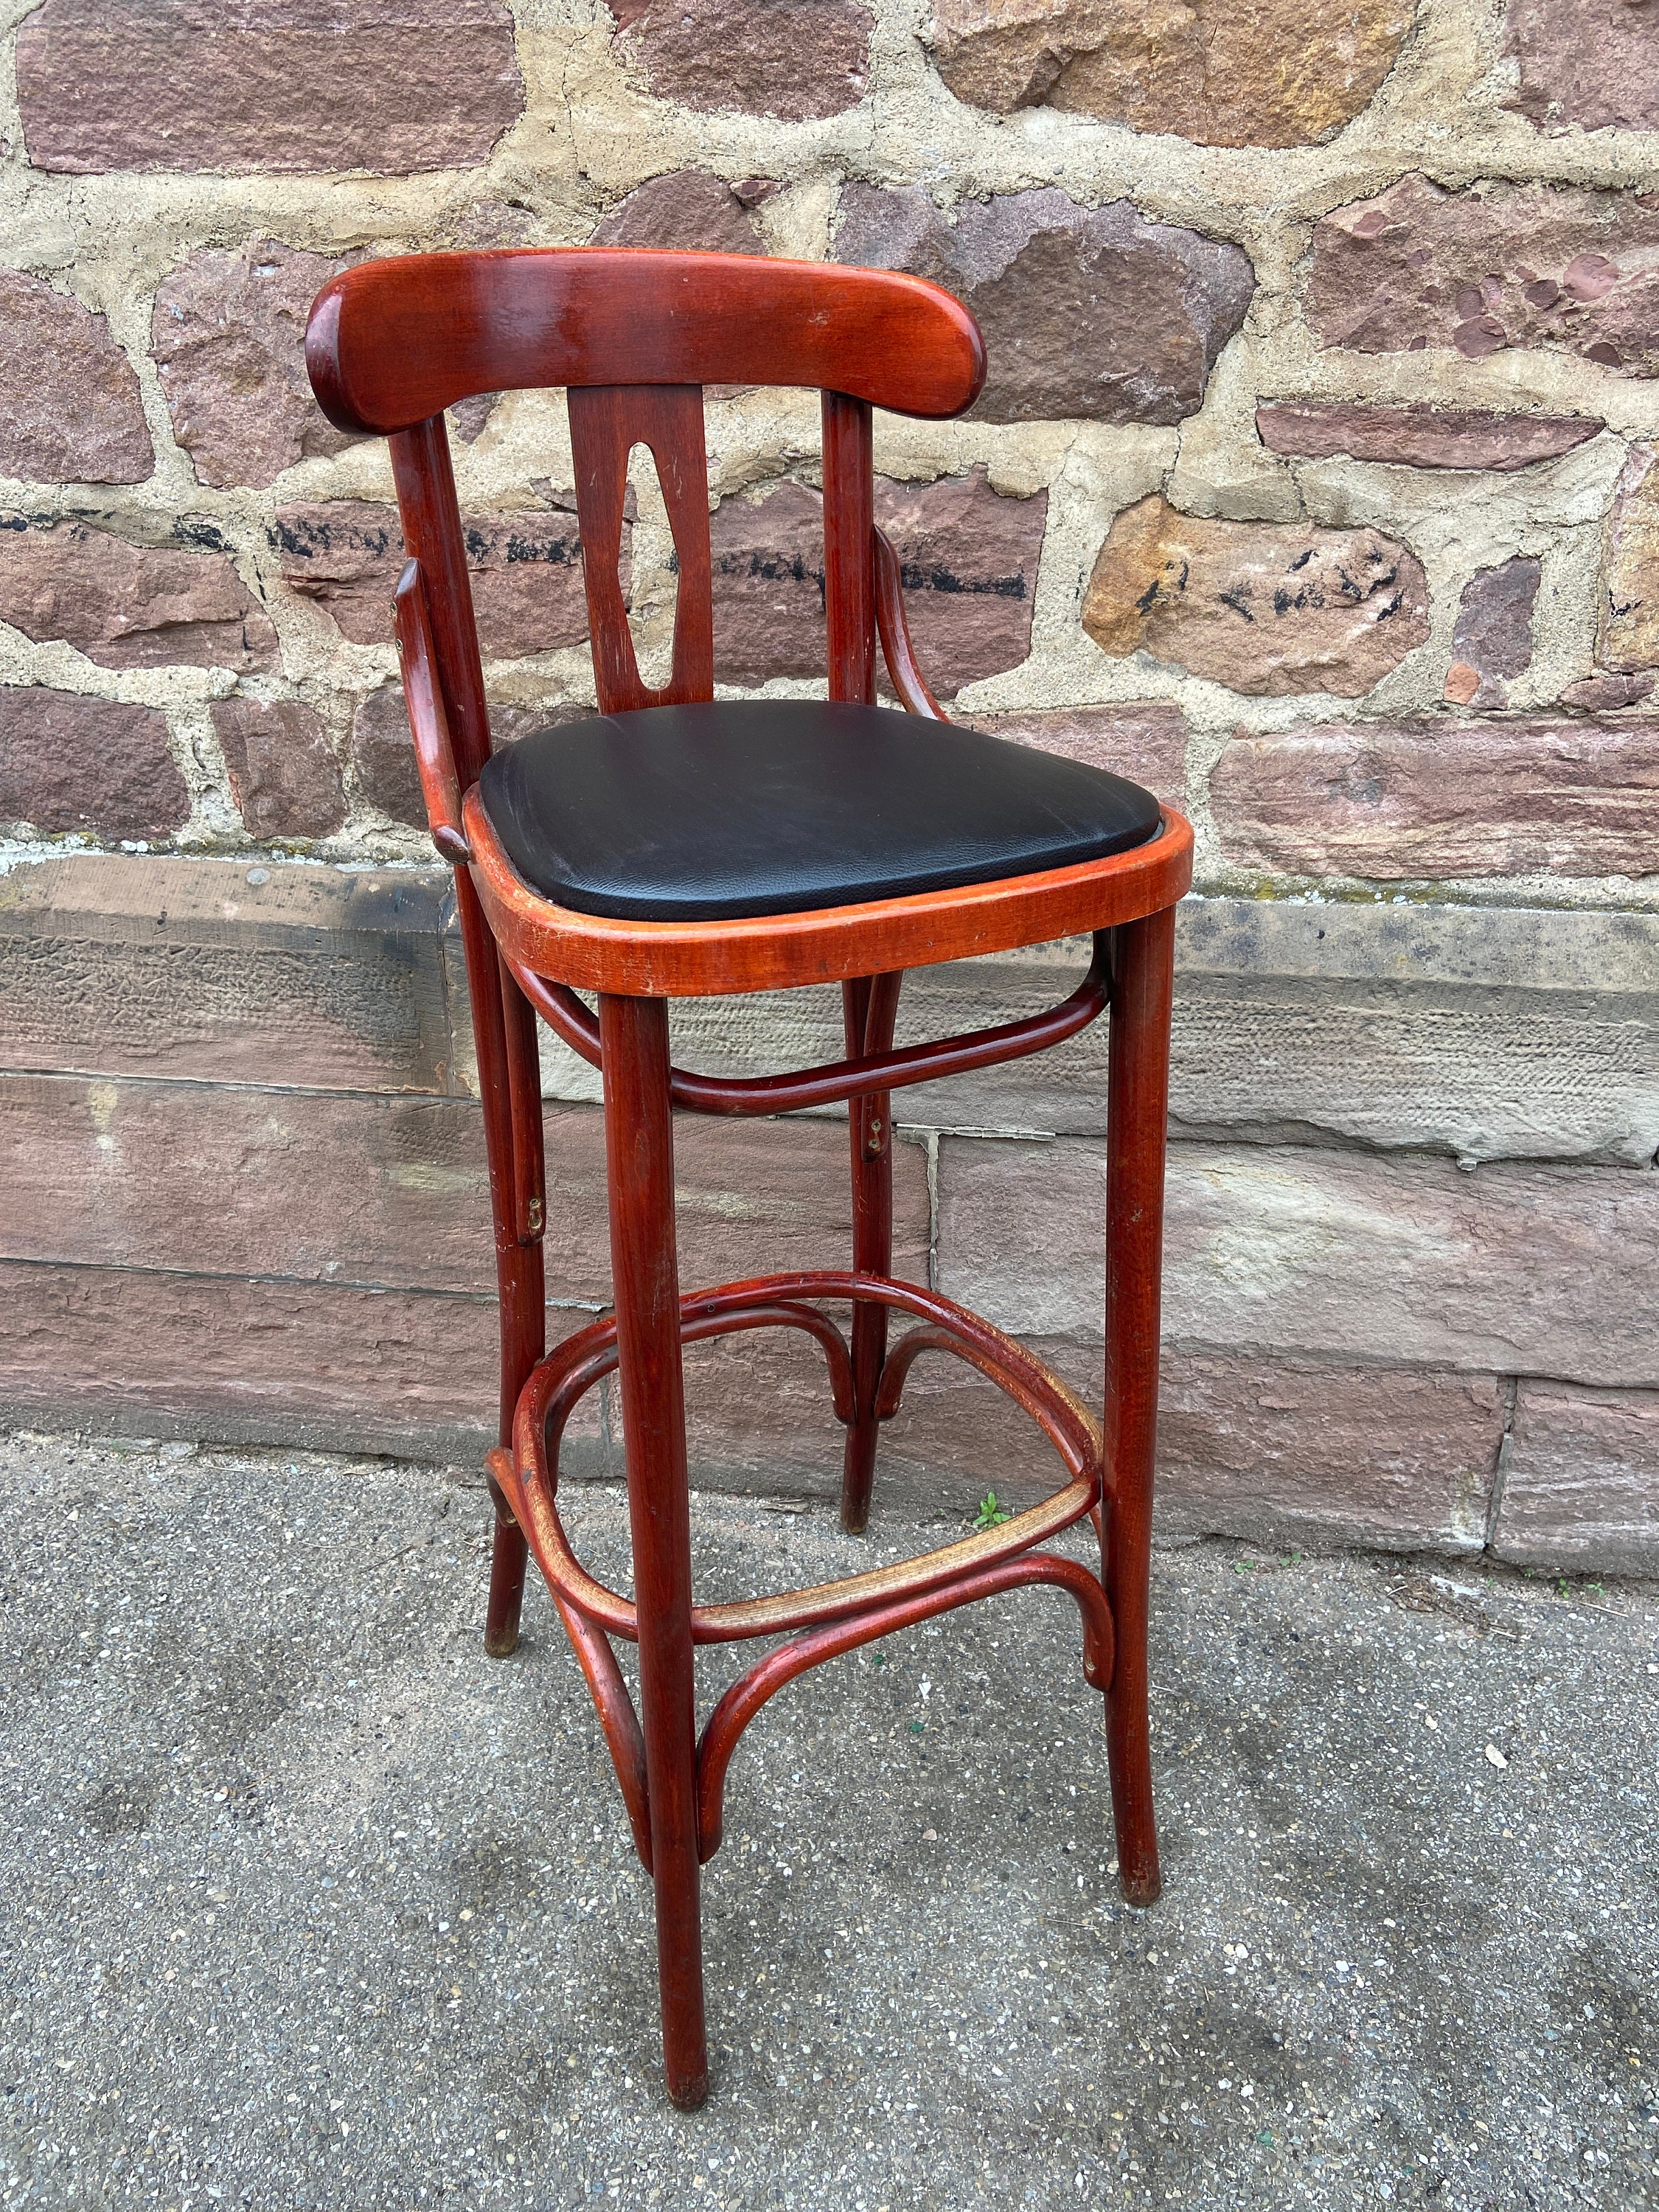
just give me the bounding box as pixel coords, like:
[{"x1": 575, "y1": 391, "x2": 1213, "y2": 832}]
[{"x1": 305, "y1": 248, "x2": 1192, "y2": 2109}]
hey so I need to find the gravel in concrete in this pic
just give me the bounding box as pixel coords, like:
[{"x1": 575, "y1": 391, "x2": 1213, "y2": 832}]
[{"x1": 1, "y1": 1430, "x2": 1655, "y2": 2210}]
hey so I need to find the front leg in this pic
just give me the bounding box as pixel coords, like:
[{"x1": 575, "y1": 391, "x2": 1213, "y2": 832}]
[
  {"x1": 1101, "y1": 906, "x2": 1176, "y2": 1907},
  {"x1": 599, "y1": 992, "x2": 709, "y2": 2109}
]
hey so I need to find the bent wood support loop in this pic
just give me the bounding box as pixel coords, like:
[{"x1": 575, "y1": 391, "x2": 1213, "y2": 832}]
[
  {"x1": 500, "y1": 933, "x2": 1110, "y2": 1117},
  {"x1": 695, "y1": 1551, "x2": 1115, "y2": 1861},
  {"x1": 873, "y1": 1322, "x2": 969, "y2": 1420},
  {"x1": 554, "y1": 1589, "x2": 653, "y2": 1873},
  {"x1": 506, "y1": 1273, "x2": 1102, "y2": 1652},
  {"x1": 873, "y1": 524, "x2": 946, "y2": 721},
  {"x1": 535, "y1": 1304, "x2": 856, "y2": 1483},
  {"x1": 491, "y1": 1442, "x2": 656, "y2": 1874},
  {"x1": 392, "y1": 559, "x2": 471, "y2": 863}
]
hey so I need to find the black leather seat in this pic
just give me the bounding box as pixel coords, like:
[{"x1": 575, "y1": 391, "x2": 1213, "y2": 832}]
[{"x1": 476, "y1": 699, "x2": 1163, "y2": 922}]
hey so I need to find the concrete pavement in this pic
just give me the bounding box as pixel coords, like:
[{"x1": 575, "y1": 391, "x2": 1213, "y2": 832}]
[{"x1": 1, "y1": 1430, "x2": 1654, "y2": 2209}]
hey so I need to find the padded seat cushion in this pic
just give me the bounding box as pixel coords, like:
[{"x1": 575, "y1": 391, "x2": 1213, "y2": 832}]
[{"x1": 476, "y1": 698, "x2": 1163, "y2": 923}]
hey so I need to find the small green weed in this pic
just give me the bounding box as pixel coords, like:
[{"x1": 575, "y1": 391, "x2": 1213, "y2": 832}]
[{"x1": 973, "y1": 1490, "x2": 1011, "y2": 1531}]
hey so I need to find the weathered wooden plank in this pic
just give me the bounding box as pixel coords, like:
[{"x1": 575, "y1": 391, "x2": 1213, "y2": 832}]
[
  {"x1": 0, "y1": 1074, "x2": 930, "y2": 1300},
  {"x1": 938, "y1": 1135, "x2": 1659, "y2": 1386}
]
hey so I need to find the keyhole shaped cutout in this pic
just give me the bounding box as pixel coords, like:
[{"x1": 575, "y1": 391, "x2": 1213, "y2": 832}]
[
  {"x1": 624, "y1": 439, "x2": 677, "y2": 689},
  {"x1": 567, "y1": 382, "x2": 712, "y2": 713}
]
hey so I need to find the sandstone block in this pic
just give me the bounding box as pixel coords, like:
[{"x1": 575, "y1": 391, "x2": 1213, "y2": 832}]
[
  {"x1": 0, "y1": 1257, "x2": 508, "y2": 1461},
  {"x1": 591, "y1": 170, "x2": 771, "y2": 254},
  {"x1": 152, "y1": 242, "x2": 361, "y2": 491},
  {"x1": 1168, "y1": 899, "x2": 1659, "y2": 1170},
  {"x1": 1503, "y1": 0, "x2": 1659, "y2": 136},
  {"x1": 212, "y1": 698, "x2": 345, "y2": 841},
  {"x1": 15, "y1": 0, "x2": 523, "y2": 175},
  {"x1": 937, "y1": 1135, "x2": 1659, "y2": 1385},
  {"x1": 276, "y1": 502, "x2": 602, "y2": 655},
  {"x1": 1, "y1": 1075, "x2": 928, "y2": 1307},
  {"x1": 973, "y1": 703, "x2": 1186, "y2": 804},
  {"x1": 709, "y1": 466, "x2": 1047, "y2": 695},
  {"x1": 1082, "y1": 496, "x2": 1429, "y2": 698},
  {"x1": 1560, "y1": 672, "x2": 1655, "y2": 713},
  {"x1": 864, "y1": 1329, "x2": 1500, "y2": 1549},
  {"x1": 448, "y1": 395, "x2": 499, "y2": 447},
  {"x1": 0, "y1": 1071, "x2": 928, "y2": 1315},
  {"x1": 0, "y1": 1074, "x2": 496, "y2": 1293},
  {"x1": 608, "y1": 0, "x2": 873, "y2": 119},
  {"x1": 349, "y1": 686, "x2": 574, "y2": 827},
  {"x1": 1255, "y1": 400, "x2": 1604, "y2": 473},
  {"x1": 1496, "y1": 1382, "x2": 1659, "y2": 1575},
  {"x1": 1444, "y1": 556, "x2": 1540, "y2": 710},
  {"x1": 931, "y1": 0, "x2": 1414, "y2": 148},
  {"x1": 349, "y1": 686, "x2": 428, "y2": 829},
  {"x1": 1309, "y1": 173, "x2": 1659, "y2": 377},
  {"x1": 837, "y1": 184, "x2": 1252, "y2": 425},
  {"x1": 1154, "y1": 1353, "x2": 1500, "y2": 1553},
  {"x1": 0, "y1": 855, "x2": 456, "y2": 1093},
  {"x1": 0, "y1": 689, "x2": 186, "y2": 840},
  {"x1": 873, "y1": 469, "x2": 1048, "y2": 698},
  {"x1": 1600, "y1": 446, "x2": 1659, "y2": 675},
  {"x1": 1211, "y1": 718, "x2": 1659, "y2": 880},
  {"x1": 539, "y1": 891, "x2": 1659, "y2": 1168},
  {"x1": 709, "y1": 479, "x2": 825, "y2": 686},
  {"x1": 0, "y1": 514, "x2": 276, "y2": 671},
  {"x1": 0, "y1": 269, "x2": 152, "y2": 485}
]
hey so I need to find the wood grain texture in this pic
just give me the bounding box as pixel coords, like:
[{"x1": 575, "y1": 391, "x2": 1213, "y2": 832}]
[
  {"x1": 569, "y1": 383, "x2": 714, "y2": 713},
  {"x1": 465, "y1": 798, "x2": 1192, "y2": 996},
  {"x1": 307, "y1": 250, "x2": 986, "y2": 435}
]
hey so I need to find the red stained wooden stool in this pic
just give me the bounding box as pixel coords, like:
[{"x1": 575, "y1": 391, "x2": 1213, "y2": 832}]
[{"x1": 306, "y1": 248, "x2": 1192, "y2": 2110}]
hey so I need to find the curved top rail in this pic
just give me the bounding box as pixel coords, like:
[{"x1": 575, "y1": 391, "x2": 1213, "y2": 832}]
[{"x1": 306, "y1": 248, "x2": 987, "y2": 434}]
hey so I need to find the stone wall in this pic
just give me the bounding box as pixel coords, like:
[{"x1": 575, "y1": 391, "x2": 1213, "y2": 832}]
[{"x1": 1, "y1": 0, "x2": 1657, "y2": 1570}]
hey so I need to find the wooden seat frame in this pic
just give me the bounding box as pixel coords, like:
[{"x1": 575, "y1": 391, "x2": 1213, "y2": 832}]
[{"x1": 307, "y1": 248, "x2": 1192, "y2": 2110}]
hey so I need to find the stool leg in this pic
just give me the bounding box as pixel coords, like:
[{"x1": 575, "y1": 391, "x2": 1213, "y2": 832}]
[
  {"x1": 455, "y1": 872, "x2": 546, "y2": 1659},
  {"x1": 1102, "y1": 906, "x2": 1175, "y2": 1909},
  {"x1": 483, "y1": 1222, "x2": 541, "y2": 1657},
  {"x1": 599, "y1": 992, "x2": 709, "y2": 2110},
  {"x1": 484, "y1": 1514, "x2": 530, "y2": 1658},
  {"x1": 841, "y1": 973, "x2": 901, "y2": 1535}
]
